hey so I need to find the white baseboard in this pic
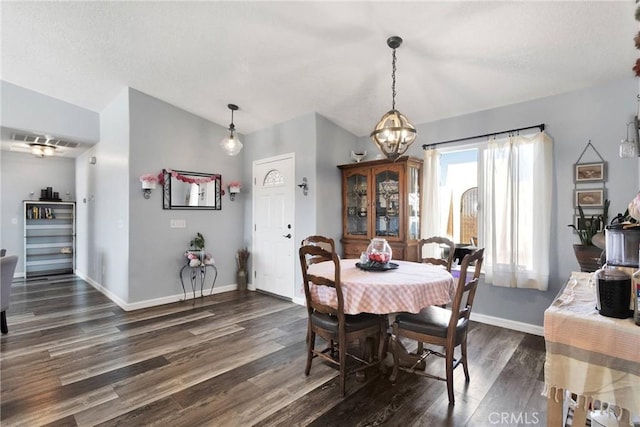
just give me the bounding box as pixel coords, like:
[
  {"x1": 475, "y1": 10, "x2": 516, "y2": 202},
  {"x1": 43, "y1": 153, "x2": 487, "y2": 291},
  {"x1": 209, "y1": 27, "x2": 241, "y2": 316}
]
[
  {"x1": 470, "y1": 312, "x2": 543, "y2": 336},
  {"x1": 292, "y1": 296, "x2": 306, "y2": 306},
  {"x1": 75, "y1": 270, "x2": 240, "y2": 311}
]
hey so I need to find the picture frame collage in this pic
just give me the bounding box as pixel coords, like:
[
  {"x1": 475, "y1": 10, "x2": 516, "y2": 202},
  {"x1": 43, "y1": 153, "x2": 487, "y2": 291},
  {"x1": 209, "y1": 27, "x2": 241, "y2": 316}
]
[{"x1": 573, "y1": 159, "x2": 606, "y2": 233}]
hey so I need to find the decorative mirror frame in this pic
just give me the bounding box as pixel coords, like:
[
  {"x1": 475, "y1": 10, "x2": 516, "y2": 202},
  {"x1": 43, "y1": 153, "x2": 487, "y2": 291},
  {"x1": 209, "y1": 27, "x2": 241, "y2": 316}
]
[{"x1": 162, "y1": 169, "x2": 222, "y2": 210}]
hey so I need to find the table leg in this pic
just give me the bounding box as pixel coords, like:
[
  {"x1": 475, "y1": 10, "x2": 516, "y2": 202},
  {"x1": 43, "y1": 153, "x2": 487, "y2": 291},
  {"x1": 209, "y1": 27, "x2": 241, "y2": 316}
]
[
  {"x1": 572, "y1": 406, "x2": 588, "y2": 427},
  {"x1": 199, "y1": 267, "x2": 205, "y2": 297},
  {"x1": 190, "y1": 268, "x2": 197, "y2": 301},
  {"x1": 179, "y1": 265, "x2": 187, "y2": 300},
  {"x1": 209, "y1": 265, "x2": 218, "y2": 295},
  {"x1": 547, "y1": 389, "x2": 564, "y2": 427}
]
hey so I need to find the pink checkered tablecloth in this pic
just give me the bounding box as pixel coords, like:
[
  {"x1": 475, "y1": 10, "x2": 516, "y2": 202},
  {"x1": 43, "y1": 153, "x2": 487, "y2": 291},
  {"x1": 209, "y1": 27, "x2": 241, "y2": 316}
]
[{"x1": 307, "y1": 259, "x2": 456, "y2": 315}]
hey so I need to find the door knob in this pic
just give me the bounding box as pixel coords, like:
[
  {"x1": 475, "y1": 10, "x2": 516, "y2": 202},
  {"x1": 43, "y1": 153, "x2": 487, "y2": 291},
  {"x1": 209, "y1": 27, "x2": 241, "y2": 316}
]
[{"x1": 283, "y1": 233, "x2": 292, "y2": 239}]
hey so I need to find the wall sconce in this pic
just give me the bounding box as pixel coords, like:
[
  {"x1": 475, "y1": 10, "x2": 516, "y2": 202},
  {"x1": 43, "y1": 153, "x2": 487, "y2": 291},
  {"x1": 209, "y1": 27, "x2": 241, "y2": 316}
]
[
  {"x1": 228, "y1": 181, "x2": 242, "y2": 201},
  {"x1": 141, "y1": 180, "x2": 156, "y2": 199},
  {"x1": 298, "y1": 177, "x2": 308, "y2": 196},
  {"x1": 140, "y1": 174, "x2": 159, "y2": 199}
]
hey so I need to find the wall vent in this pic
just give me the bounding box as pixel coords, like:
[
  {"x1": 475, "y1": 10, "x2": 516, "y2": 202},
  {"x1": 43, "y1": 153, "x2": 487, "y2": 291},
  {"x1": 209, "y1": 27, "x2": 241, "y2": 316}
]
[{"x1": 11, "y1": 132, "x2": 80, "y2": 148}]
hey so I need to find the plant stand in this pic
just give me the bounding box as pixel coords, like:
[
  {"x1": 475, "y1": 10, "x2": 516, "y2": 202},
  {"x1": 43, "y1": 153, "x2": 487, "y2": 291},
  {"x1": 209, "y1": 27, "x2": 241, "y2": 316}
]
[{"x1": 179, "y1": 263, "x2": 217, "y2": 301}]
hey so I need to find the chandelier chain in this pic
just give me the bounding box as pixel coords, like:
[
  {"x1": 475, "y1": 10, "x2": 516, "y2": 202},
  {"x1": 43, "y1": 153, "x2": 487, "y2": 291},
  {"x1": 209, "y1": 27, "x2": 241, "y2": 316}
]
[{"x1": 391, "y1": 48, "x2": 397, "y2": 110}]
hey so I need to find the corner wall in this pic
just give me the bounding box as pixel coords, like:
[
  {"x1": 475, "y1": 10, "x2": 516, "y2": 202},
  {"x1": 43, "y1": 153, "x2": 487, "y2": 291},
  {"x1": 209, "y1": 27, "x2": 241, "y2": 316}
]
[{"x1": 358, "y1": 77, "x2": 638, "y2": 327}]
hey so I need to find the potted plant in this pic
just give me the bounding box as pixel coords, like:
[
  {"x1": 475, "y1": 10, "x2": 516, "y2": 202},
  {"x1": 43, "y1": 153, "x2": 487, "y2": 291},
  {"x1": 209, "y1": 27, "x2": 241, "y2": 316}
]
[
  {"x1": 184, "y1": 232, "x2": 206, "y2": 265},
  {"x1": 568, "y1": 200, "x2": 609, "y2": 272}
]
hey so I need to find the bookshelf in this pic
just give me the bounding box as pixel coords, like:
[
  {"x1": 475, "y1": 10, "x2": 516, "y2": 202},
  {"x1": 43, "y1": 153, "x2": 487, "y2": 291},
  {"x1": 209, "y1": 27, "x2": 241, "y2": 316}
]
[{"x1": 23, "y1": 201, "x2": 75, "y2": 278}]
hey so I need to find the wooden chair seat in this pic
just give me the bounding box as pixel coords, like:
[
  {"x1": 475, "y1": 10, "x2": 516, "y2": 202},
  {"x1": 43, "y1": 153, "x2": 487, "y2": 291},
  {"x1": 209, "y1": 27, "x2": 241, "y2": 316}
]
[
  {"x1": 311, "y1": 312, "x2": 381, "y2": 333},
  {"x1": 395, "y1": 307, "x2": 466, "y2": 341}
]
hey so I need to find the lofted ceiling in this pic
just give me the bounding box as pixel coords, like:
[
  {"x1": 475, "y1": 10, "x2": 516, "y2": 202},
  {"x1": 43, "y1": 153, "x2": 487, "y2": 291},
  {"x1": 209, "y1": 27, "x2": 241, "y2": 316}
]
[{"x1": 0, "y1": 1, "x2": 637, "y2": 157}]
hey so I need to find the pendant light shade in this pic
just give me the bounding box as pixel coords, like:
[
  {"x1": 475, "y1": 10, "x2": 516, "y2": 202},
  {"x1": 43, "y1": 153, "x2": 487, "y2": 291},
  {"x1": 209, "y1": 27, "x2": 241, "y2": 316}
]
[
  {"x1": 371, "y1": 36, "x2": 416, "y2": 160},
  {"x1": 220, "y1": 104, "x2": 243, "y2": 156},
  {"x1": 619, "y1": 121, "x2": 638, "y2": 158}
]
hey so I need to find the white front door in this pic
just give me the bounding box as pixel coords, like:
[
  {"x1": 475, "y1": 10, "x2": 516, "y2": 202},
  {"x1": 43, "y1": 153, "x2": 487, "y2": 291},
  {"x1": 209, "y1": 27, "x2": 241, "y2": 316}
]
[{"x1": 253, "y1": 154, "x2": 295, "y2": 299}]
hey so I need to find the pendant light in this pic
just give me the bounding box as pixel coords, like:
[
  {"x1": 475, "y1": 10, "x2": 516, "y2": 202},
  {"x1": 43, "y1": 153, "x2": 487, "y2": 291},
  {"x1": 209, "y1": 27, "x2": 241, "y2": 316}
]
[
  {"x1": 371, "y1": 36, "x2": 417, "y2": 160},
  {"x1": 220, "y1": 104, "x2": 243, "y2": 156},
  {"x1": 619, "y1": 121, "x2": 638, "y2": 158}
]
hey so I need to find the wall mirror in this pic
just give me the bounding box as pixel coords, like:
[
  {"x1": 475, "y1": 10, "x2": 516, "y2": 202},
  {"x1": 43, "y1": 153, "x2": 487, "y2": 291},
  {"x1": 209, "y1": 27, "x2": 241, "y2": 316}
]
[{"x1": 162, "y1": 169, "x2": 222, "y2": 210}]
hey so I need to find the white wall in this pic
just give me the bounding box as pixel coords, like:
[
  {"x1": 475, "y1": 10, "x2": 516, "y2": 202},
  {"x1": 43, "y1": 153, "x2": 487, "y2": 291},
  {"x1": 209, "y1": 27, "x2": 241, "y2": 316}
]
[
  {"x1": 127, "y1": 89, "x2": 244, "y2": 303},
  {"x1": 85, "y1": 88, "x2": 131, "y2": 303}
]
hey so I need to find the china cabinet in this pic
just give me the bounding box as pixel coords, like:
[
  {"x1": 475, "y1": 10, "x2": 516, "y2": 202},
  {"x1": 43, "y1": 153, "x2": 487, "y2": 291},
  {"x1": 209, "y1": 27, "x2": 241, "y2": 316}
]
[
  {"x1": 23, "y1": 201, "x2": 75, "y2": 277},
  {"x1": 338, "y1": 156, "x2": 423, "y2": 261}
]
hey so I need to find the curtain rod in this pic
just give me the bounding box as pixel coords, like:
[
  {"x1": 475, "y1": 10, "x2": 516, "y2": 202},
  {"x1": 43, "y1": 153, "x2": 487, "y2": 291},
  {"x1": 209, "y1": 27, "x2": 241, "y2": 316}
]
[{"x1": 421, "y1": 123, "x2": 545, "y2": 149}]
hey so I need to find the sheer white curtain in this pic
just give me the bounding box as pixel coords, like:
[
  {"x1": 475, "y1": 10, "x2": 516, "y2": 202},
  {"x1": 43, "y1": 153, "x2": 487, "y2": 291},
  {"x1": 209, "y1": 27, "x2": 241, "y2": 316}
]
[
  {"x1": 479, "y1": 132, "x2": 553, "y2": 290},
  {"x1": 421, "y1": 148, "x2": 441, "y2": 258}
]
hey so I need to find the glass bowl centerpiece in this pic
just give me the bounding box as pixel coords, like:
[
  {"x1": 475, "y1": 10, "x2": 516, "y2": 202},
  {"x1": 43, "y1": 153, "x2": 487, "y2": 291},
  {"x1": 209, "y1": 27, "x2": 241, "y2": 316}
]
[{"x1": 365, "y1": 238, "x2": 392, "y2": 267}]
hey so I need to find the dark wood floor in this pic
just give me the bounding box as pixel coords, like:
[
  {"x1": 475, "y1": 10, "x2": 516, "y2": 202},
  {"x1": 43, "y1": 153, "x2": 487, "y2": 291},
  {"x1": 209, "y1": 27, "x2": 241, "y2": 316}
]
[{"x1": 1, "y1": 275, "x2": 551, "y2": 426}]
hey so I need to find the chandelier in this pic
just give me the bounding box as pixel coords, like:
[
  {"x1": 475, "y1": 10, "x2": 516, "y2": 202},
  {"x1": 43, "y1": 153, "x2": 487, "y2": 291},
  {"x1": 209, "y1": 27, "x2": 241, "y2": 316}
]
[
  {"x1": 220, "y1": 104, "x2": 243, "y2": 156},
  {"x1": 370, "y1": 36, "x2": 416, "y2": 160}
]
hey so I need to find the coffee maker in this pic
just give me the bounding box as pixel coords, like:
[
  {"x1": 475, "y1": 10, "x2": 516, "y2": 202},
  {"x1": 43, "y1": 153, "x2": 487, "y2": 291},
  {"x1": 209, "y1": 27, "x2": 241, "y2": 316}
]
[{"x1": 599, "y1": 224, "x2": 639, "y2": 318}]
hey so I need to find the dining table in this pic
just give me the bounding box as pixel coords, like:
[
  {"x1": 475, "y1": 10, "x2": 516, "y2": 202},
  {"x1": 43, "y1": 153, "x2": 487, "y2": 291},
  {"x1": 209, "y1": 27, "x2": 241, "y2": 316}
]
[
  {"x1": 307, "y1": 258, "x2": 457, "y2": 315},
  {"x1": 544, "y1": 272, "x2": 640, "y2": 427},
  {"x1": 307, "y1": 258, "x2": 457, "y2": 371}
]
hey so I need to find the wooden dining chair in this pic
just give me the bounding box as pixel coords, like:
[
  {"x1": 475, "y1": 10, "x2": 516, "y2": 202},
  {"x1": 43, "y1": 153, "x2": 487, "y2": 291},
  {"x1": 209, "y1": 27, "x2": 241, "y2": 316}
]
[
  {"x1": 299, "y1": 243, "x2": 384, "y2": 397},
  {"x1": 300, "y1": 235, "x2": 335, "y2": 265},
  {"x1": 390, "y1": 248, "x2": 484, "y2": 405},
  {"x1": 419, "y1": 236, "x2": 455, "y2": 272}
]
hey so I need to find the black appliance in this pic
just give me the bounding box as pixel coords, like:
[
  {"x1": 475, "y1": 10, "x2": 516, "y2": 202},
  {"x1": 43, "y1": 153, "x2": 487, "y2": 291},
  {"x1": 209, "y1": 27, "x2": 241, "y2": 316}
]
[{"x1": 595, "y1": 268, "x2": 633, "y2": 319}]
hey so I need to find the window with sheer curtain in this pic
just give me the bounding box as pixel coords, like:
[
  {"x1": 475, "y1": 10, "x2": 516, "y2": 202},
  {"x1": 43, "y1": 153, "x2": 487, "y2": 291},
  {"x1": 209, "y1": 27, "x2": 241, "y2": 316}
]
[{"x1": 423, "y1": 131, "x2": 553, "y2": 291}]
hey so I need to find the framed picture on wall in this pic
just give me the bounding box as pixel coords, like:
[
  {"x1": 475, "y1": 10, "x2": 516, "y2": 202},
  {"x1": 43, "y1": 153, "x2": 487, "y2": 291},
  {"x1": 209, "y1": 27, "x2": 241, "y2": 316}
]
[
  {"x1": 574, "y1": 162, "x2": 605, "y2": 182},
  {"x1": 573, "y1": 215, "x2": 602, "y2": 232},
  {"x1": 574, "y1": 189, "x2": 604, "y2": 207}
]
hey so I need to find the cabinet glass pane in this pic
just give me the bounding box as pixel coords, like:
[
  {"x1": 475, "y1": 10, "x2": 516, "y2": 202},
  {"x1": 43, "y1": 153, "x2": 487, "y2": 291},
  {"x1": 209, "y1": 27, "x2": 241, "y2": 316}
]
[
  {"x1": 408, "y1": 166, "x2": 420, "y2": 240},
  {"x1": 346, "y1": 173, "x2": 368, "y2": 236},
  {"x1": 375, "y1": 169, "x2": 400, "y2": 237}
]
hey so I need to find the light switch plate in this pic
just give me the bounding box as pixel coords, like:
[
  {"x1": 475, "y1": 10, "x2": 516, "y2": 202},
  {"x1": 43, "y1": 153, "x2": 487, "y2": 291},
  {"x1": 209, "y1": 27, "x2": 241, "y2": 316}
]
[{"x1": 170, "y1": 219, "x2": 186, "y2": 228}]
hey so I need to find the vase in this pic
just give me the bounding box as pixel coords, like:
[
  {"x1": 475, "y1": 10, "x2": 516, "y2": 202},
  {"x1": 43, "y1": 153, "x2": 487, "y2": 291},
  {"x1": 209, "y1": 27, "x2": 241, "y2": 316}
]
[
  {"x1": 237, "y1": 269, "x2": 247, "y2": 292},
  {"x1": 573, "y1": 244, "x2": 603, "y2": 273},
  {"x1": 365, "y1": 238, "x2": 392, "y2": 265}
]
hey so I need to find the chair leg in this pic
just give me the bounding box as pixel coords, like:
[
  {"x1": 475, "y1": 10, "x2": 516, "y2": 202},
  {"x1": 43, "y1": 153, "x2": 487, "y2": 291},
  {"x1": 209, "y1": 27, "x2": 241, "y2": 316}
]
[
  {"x1": 377, "y1": 322, "x2": 387, "y2": 373},
  {"x1": 389, "y1": 336, "x2": 400, "y2": 383},
  {"x1": 339, "y1": 334, "x2": 347, "y2": 396},
  {"x1": 305, "y1": 330, "x2": 315, "y2": 376},
  {"x1": 461, "y1": 335, "x2": 470, "y2": 381},
  {"x1": 445, "y1": 347, "x2": 455, "y2": 405},
  {"x1": 1, "y1": 311, "x2": 7, "y2": 334}
]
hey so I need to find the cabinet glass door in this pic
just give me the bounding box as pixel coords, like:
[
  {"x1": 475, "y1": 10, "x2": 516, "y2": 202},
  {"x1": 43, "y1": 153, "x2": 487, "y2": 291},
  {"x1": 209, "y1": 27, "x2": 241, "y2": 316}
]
[
  {"x1": 407, "y1": 165, "x2": 420, "y2": 240},
  {"x1": 374, "y1": 168, "x2": 400, "y2": 238},
  {"x1": 345, "y1": 172, "x2": 368, "y2": 236}
]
